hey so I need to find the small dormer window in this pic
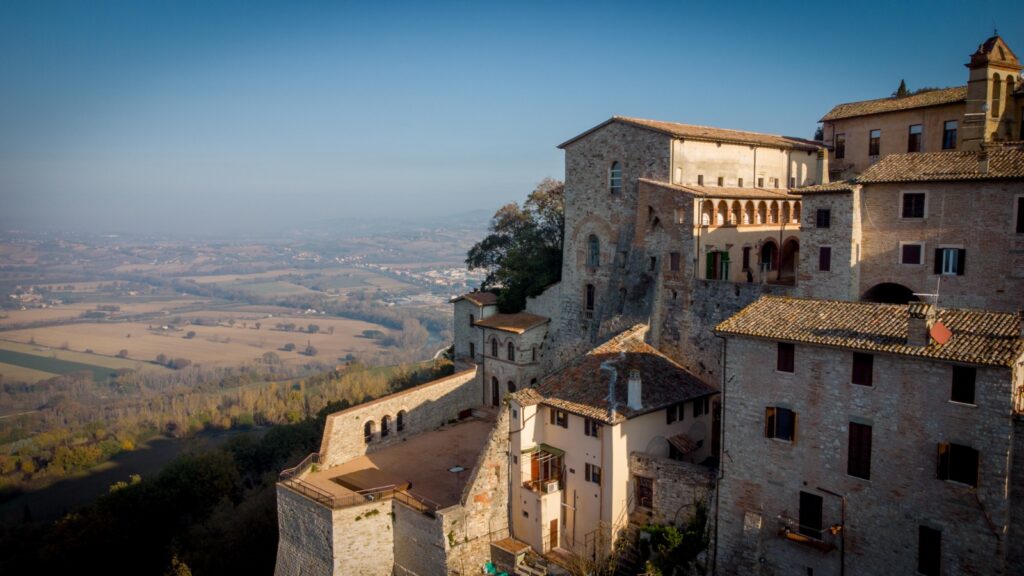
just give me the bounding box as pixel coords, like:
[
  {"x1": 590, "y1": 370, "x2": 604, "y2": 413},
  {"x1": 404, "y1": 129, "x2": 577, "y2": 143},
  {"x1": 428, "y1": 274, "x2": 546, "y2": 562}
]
[{"x1": 609, "y1": 161, "x2": 622, "y2": 194}]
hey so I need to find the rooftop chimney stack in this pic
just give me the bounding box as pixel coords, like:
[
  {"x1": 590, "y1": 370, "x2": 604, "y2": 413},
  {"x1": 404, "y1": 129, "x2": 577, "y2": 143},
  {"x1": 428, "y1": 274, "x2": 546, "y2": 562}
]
[
  {"x1": 979, "y1": 148, "x2": 990, "y2": 174},
  {"x1": 627, "y1": 369, "x2": 643, "y2": 411},
  {"x1": 907, "y1": 302, "x2": 935, "y2": 347}
]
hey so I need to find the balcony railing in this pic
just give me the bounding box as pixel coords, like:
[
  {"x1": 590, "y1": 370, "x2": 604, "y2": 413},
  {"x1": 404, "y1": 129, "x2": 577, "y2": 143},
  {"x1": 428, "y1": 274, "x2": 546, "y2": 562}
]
[{"x1": 777, "y1": 515, "x2": 838, "y2": 553}]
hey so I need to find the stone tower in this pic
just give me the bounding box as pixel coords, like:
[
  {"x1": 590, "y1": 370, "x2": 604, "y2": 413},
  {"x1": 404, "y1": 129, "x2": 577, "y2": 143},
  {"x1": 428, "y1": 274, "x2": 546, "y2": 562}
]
[{"x1": 962, "y1": 35, "x2": 1021, "y2": 151}]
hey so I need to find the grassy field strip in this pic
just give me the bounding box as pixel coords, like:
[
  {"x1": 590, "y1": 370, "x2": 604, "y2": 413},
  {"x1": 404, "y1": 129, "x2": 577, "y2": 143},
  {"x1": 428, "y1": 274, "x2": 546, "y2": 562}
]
[
  {"x1": 0, "y1": 349, "x2": 120, "y2": 383},
  {"x1": 0, "y1": 340, "x2": 158, "y2": 371},
  {"x1": 0, "y1": 362, "x2": 58, "y2": 383}
]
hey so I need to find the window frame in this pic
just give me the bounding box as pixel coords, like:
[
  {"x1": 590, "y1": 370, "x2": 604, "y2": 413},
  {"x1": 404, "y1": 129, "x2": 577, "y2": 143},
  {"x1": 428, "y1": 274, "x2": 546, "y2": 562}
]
[
  {"x1": 942, "y1": 120, "x2": 957, "y2": 150},
  {"x1": 585, "y1": 463, "x2": 602, "y2": 485},
  {"x1": 765, "y1": 406, "x2": 797, "y2": 442},
  {"x1": 918, "y1": 525, "x2": 942, "y2": 576},
  {"x1": 901, "y1": 191, "x2": 927, "y2": 219},
  {"x1": 550, "y1": 408, "x2": 569, "y2": 429},
  {"x1": 798, "y1": 491, "x2": 823, "y2": 539},
  {"x1": 587, "y1": 234, "x2": 600, "y2": 268},
  {"x1": 609, "y1": 161, "x2": 622, "y2": 194},
  {"x1": 907, "y1": 124, "x2": 923, "y2": 152},
  {"x1": 635, "y1": 475, "x2": 654, "y2": 508},
  {"x1": 937, "y1": 442, "x2": 979, "y2": 487},
  {"x1": 868, "y1": 129, "x2": 881, "y2": 156},
  {"x1": 834, "y1": 133, "x2": 846, "y2": 159},
  {"x1": 815, "y1": 208, "x2": 831, "y2": 228},
  {"x1": 851, "y1": 352, "x2": 873, "y2": 386},
  {"x1": 934, "y1": 246, "x2": 966, "y2": 276},
  {"x1": 584, "y1": 417, "x2": 603, "y2": 438},
  {"x1": 507, "y1": 341, "x2": 515, "y2": 362},
  {"x1": 899, "y1": 241, "x2": 925, "y2": 265}
]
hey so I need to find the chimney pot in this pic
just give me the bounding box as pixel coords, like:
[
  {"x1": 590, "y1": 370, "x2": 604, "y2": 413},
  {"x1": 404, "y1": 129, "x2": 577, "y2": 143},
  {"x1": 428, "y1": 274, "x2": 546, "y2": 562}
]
[
  {"x1": 627, "y1": 369, "x2": 643, "y2": 410},
  {"x1": 979, "y1": 148, "x2": 991, "y2": 174},
  {"x1": 907, "y1": 302, "x2": 935, "y2": 347}
]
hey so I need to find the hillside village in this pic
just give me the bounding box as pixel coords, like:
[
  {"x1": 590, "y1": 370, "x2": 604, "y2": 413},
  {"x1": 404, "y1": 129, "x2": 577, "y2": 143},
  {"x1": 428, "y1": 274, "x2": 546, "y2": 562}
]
[{"x1": 273, "y1": 35, "x2": 1024, "y2": 576}]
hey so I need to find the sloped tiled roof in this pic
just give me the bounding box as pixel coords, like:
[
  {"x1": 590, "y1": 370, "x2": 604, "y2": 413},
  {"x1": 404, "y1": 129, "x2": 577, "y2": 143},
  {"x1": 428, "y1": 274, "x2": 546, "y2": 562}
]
[
  {"x1": 452, "y1": 291, "x2": 498, "y2": 306},
  {"x1": 820, "y1": 86, "x2": 967, "y2": 122},
  {"x1": 511, "y1": 325, "x2": 718, "y2": 424},
  {"x1": 857, "y1": 148, "x2": 1024, "y2": 183},
  {"x1": 639, "y1": 178, "x2": 797, "y2": 200},
  {"x1": 790, "y1": 181, "x2": 859, "y2": 195},
  {"x1": 715, "y1": 296, "x2": 1023, "y2": 367},
  {"x1": 558, "y1": 116, "x2": 823, "y2": 151},
  {"x1": 475, "y1": 312, "x2": 549, "y2": 334}
]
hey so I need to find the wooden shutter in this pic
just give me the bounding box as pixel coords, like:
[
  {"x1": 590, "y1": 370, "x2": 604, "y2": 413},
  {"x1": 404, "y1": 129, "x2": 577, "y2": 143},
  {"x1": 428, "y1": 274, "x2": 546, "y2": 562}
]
[
  {"x1": 819, "y1": 247, "x2": 831, "y2": 271},
  {"x1": 792, "y1": 411, "x2": 798, "y2": 443},
  {"x1": 765, "y1": 407, "x2": 776, "y2": 438},
  {"x1": 934, "y1": 249, "x2": 943, "y2": 274},
  {"x1": 848, "y1": 422, "x2": 872, "y2": 479},
  {"x1": 956, "y1": 249, "x2": 966, "y2": 275},
  {"x1": 706, "y1": 254, "x2": 714, "y2": 279}
]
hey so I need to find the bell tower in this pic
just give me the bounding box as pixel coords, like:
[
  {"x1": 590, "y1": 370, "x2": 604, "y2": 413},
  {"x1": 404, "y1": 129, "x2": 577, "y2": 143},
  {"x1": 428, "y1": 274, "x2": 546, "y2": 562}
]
[{"x1": 961, "y1": 35, "x2": 1021, "y2": 151}]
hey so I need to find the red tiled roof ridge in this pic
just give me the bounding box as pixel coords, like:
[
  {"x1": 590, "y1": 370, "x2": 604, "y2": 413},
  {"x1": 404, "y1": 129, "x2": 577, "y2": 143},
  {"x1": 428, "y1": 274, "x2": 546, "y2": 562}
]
[{"x1": 820, "y1": 86, "x2": 966, "y2": 122}]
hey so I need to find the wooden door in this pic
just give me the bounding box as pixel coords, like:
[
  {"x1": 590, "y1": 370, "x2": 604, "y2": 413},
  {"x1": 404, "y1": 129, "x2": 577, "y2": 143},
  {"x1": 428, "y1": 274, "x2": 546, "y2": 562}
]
[{"x1": 549, "y1": 518, "x2": 558, "y2": 549}]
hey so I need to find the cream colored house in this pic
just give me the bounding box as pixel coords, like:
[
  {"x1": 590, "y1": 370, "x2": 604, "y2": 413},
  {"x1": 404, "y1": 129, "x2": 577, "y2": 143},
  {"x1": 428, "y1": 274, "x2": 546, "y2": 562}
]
[{"x1": 507, "y1": 325, "x2": 717, "y2": 561}]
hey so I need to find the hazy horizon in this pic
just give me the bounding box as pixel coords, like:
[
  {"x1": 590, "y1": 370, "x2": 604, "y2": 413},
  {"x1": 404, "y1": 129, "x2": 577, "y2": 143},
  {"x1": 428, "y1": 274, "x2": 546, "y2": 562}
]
[{"x1": 2, "y1": 0, "x2": 1021, "y2": 236}]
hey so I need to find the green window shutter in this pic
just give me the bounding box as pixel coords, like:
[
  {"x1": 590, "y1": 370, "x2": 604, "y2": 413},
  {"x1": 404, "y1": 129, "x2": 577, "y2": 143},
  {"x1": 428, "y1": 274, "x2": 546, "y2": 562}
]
[
  {"x1": 956, "y1": 249, "x2": 966, "y2": 275},
  {"x1": 706, "y1": 254, "x2": 714, "y2": 279}
]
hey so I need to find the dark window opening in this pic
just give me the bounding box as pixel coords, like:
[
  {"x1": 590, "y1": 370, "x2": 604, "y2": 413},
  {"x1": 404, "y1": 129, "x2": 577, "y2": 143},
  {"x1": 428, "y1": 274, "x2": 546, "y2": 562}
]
[
  {"x1": 757, "y1": 177, "x2": 764, "y2": 188},
  {"x1": 469, "y1": 342, "x2": 475, "y2": 359},
  {"x1": 918, "y1": 526, "x2": 941, "y2": 576},
  {"x1": 670, "y1": 252, "x2": 680, "y2": 271},
  {"x1": 588, "y1": 234, "x2": 600, "y2": 267},
  {"x1": 901, "y1": 243, "x2": 923, "y2": 265},
  {"x1": 852, "y1": 352, "x2": 873, "y2": 386},
  {"x1": 396, "y1": 410, "x2": 406, "y2": 432},
  {"x1": 937, "y1": 442, "x2": 979, "y2": 487},
  {"x1": 381, "y1": 415, "x2": 390, "y2": 438},
  {"x1": 508, "y1": 341, "x2": 515, "y2": 361},
  {"x1": 585, "y1": 418, "x2": 602, "y2": 437},
  {"x1": 777, "y1": 342, "x2": 795, "y2": 373},
  {"x1": 818, "y1": 246, "x2": 832, "y2": 272},
  {"x1": 799, "y1": 491, "x2": 823, "y2": 538},
  {"x1": 508, "y1": 380, "x2": 516, "y2": 393},
  {"x1": 697, "y1": 174, "x2": 704, "y2": 186},
  {"x1": 1017, "y1": 198, "x2": 1024, "y2": 234},
  {"x1": 491, "y1": 338, "x2": 498, "y2": 357},
  {"x1": 585, "y1": 284, "x2": 595, "y2": 312},
  {"x1": 550, "y1": 408, "x2": 568, "y2": 428},
  {"x1": 942, "y1": 120, "x2": 957, "y2": 150},
  {"x1": 585, "y1": 463, "x2": 602, "y2": 485},
  {"x1": 742, "y1": 247, "x2": 751, "y2": 271},
  {"x1": 717, "y1": 176, "x2": 724, "y2": 187},
  {"x1": 902, "y1": 193, "x2": 925, "y2": 218},
  {"x1": 609, "y1": 161, "x2": 622, "y2": 194},
  {"x1": 951, "y1": 366, "x2": 976, "y2": 404},
  {"x1": 934, "y1": 247, "x2": 966, "y2": 276},
  {"x1": 363, "y1": 421, "x2": 374, "y2": 443},
  {"x1": 815, "y1": 208, "x2": 831, "y2": 228},
  {"x1": 834, "y1": 133, "x2": 846, "y2": 159},
  {"x1": 469, "y1": 313, "x2": 474, "y2": 327},
  {"x1": 847, "y1": 421, "x2": 872, "y2": 479},
  {"x1": 649, "y1": 256, "x2": 657, "y2": 272}
]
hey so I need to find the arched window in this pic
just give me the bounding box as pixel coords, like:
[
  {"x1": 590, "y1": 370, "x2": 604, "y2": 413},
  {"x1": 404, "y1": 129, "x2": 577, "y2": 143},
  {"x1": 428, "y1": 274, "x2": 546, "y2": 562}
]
[
  {"x1": 491, "y1": 337, "x2": 498, "y2": 357},
  {"x1": 716, "y1": 200, "x2": 728, "y2": 226},
  {"x1": 756, "y1": 201, "x2": 767, "y2": 224},
  {"x1": 609, "y1": 161, "x2": 622, "y2": 194},
  {"x1": 585, "y1": 284, "x2": 595, "y2": 311},
  {"x1": 491, "y1": 377, "x2": 500, "y2": 407},
  {"x1": 587, "y1": 234, "x2": 600, "y2": 267},
  {"x1": 792, "y1": 201, "x2": 802, "y2": 224},
  {"x1": 508, "y1": 380, "x2": 516, "y2": 393},
  {"x1": 781, "y1": 203, "x2": 791, "y2": 224},
  {"x1": 381, "y1": 415, "x2": 391, "y2": 438},
  {"x1": 364, "y1": 420, "x2": 375, "y2": 444},
  {"x1": 743, "y1": 201, "x2": 753, "y2": 225},
  {"x1": 769, "y1": 201, "x2": 779, "y2": 224},
  {"x1": 730, "y1": 201, "x2": 741, "y2": 225},
  {"x1": 397, "y1": 410, "x2": 406, "y2": 432},
  {"x1": 701, "y1": 200, "x2": 713, "y2": 226},
  {"x1": 992, "y1": 74, "x2": 1002, "y2": 118},
  {"x1": 508, "y1": 341, "x2": 515, "y2": 361},
  {"x1": 761, "y1": 241, "x2": 777, "y2": 271}
]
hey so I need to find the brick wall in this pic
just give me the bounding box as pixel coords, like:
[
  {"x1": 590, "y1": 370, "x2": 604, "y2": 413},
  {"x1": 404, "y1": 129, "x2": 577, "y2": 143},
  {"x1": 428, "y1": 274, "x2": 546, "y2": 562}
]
[
  {"x1": 319, "y1": 367, "x2": 479, "y2": 467},
  {"x1": 717, "y1": 336, "x2": 1015, "y2": 575}
]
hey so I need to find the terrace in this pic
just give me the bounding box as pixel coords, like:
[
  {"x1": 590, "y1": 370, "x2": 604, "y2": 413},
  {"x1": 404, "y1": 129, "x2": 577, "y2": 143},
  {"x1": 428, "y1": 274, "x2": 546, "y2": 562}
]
[{"x1": 280, "y1": 411, "x2": 496, "y2": 514}]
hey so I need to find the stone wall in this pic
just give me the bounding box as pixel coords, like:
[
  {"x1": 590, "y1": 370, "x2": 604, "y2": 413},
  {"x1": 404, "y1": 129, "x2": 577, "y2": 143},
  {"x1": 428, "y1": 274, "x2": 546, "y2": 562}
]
[
  {"x1": 319, "y1": 367, "x2": 479, "y2": 468},
  {"x1": 275, "y1": 484, "x2": 335, "y2": 576},
  {"x1": 629, "y1": 452, "x2": 715, "y2": 527},
  {"x1": 443, "y1": 406, "x2": 512, "y2": 573},
  {"x1": 393, "y1": 503, "x2": 448, "y2": 576},
  {"x1": 796, "y1": 188, "x2": 862, "y2": 301},
  {"x1": 331, "y1": 499, "x2": 395, "y2": 576},
  {"x1": 716, "y1": 335, "x2": 1016, "y2": 576},
  {"x1": 454, "y1": 299, "x2": 495, "y2": 362},
  {"x1": 1009, "y1": 415, "x2": 1024, "y2": 568},
  {"x1": 481, "y1": 325, "x2": 548, "y2": 406}
]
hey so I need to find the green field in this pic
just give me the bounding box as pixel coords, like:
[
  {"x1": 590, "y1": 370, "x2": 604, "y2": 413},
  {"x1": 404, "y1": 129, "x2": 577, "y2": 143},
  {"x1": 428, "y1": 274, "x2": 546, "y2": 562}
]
[
  {"x1": 0, "y1": 362, "x2": 58, "y2": 383},
  {"x1": 227, "y1": 280, "x2": 316, "y2": 297},
  {"x1": 0, "y1": 340, "x2": 156, "y2": 371},
  {"x1": 0, "y1": 349, "x2": 123, "y2": 383}
]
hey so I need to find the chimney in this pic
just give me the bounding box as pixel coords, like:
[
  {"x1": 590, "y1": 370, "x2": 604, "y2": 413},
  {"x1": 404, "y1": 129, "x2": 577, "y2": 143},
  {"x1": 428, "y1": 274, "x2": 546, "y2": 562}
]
[
  {"x1": 979, "y1": 148, "x2": 990, "y2": 174},
  {"x1": 907, "y1": 302, "x2": 935, "y2": 347},
  {"x1": 627, "y1": 369, "x2": 643, "y2": 411}
]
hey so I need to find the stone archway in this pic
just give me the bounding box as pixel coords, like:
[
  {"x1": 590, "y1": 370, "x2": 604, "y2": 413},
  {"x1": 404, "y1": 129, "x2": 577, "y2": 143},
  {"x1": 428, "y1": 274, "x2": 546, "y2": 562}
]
[{"x1": 779, "y1": 237, "x2": 800, "y2": 284}]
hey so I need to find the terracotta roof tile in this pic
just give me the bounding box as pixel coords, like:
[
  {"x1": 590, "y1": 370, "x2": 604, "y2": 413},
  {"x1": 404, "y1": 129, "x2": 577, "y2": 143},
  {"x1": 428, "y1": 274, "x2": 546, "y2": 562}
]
[
  {"x1": 452, "y1": 291, "x2": 498, "y2": 306},
  {"x1": 559, "y1": 116, "x2": 823, "y2": 151},
  {"x1": 639, "y1": 178, "x2": 797, "y2": 199},
  {"x1": 511, "y1": 325, "x2": 718, "y2": 424},
  {"x1": 855, "y1": 148, "x2": 1024, "y2": 183},
  {"x1": 790, "y1": 181, "x2": 859, "y2": 194},
  {"x1": 715, "y1": 296, "x2": 1023, "y2": 367},
  {"x1": 475, "y1": 312, "x2": 549, "y2": 334},
  {"x1": 820, "y1": 86, "x2": 967, "y2": 122}
]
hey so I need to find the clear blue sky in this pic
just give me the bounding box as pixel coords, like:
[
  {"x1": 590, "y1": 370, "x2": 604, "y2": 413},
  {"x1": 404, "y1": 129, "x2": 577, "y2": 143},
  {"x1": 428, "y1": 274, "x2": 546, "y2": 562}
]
[{"x1": 1, "y1": 0, "x2": 1020, "y2": 235}]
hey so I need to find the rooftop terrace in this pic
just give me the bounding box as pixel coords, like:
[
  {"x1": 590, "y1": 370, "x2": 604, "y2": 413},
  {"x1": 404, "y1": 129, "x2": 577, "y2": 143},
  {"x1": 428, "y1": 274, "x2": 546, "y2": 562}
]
[{"x1": 281, "y1": 411, "x2": 496, "y2": 513}]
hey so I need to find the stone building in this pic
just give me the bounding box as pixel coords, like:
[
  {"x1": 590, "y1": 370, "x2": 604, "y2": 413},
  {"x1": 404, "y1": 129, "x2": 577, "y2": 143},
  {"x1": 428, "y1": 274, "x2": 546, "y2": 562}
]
[
  {"x1": 476, "y1": 312, "x2": 549, "y2": 407},
  {"x1": 821, "y1": 35, "x2": 1022, "y2": 180},
  {"x1": 713, "y1": 296, "x2": 1024, "y2": 575},
  {"x1": 452, "y1": 291, "x2": 498, "y2": 363},
  {"x1": 508, "y1": 325, "x2": 717, "y2": 561},
  {"x1": 795, "y1": 146, "x2": 1024, "y2": 311}
]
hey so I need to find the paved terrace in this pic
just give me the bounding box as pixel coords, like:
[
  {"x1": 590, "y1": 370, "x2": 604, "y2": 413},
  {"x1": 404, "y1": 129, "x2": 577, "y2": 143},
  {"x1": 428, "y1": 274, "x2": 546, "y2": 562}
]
[{"x1": 295, "y1": 412, "x2": 496, "y2": 510}]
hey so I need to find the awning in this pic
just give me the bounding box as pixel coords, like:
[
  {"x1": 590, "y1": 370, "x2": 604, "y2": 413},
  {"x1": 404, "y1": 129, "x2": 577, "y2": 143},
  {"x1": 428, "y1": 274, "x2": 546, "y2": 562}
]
[{"x1": 521, "y1": 443, "x2": 565, "y2": 457}]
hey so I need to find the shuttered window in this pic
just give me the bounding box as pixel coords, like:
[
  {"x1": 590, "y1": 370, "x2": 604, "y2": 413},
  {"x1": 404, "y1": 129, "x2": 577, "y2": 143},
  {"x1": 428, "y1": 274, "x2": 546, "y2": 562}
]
[
  {"x1": 819, "y1": 246, "x2": 832, "y2": 271},
  {"x1": 937, "y1": 442, "x2": 979, "y2": 487},
  {"x1": 934, "y1": 248, "x2": 966, "y2": 275},
  {"x1": 777, "y1": 342, "x2": 794, "y2": 373},
  {"x1": 918, "y1": 526, "x2": 941, "y2": 576},
  {"x1": 765, "y1": 407, "x2": 797, "y2": 442},
  {"x1": 851, "y1": 353, "x2": 873, "y2": 386}
]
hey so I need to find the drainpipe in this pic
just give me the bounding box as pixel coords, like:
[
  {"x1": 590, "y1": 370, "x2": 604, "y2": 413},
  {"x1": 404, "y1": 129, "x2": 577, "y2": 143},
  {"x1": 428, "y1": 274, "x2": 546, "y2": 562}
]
[
  {"x1": 712, "y1": 334, "x2": 728, "y2": 576},
  {"x1": 817, "y1": 486, "x2": 846, "y2": 576}
]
